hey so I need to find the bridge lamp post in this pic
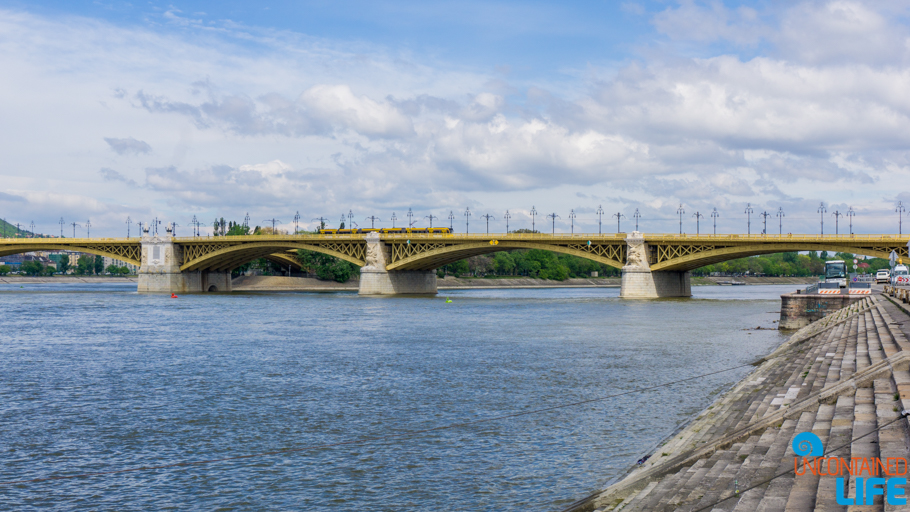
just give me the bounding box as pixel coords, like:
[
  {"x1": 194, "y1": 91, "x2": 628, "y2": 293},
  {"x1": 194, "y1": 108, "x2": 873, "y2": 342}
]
[
  {"x1": 425, "y1": 214, "x2": 437, "y2": 228},
  {"x1": 832, "y1": 210, "x2": 842, "y2": 236},
  {"x1": 59, "y1": 217, "x2": 65, "y2": 238},
  {"x1": 613, "y1": 212, "x2": 625, "y2": 233},
  {"x1": 126, "y1": 216, "x2": 132, "y2": 238},
  {"x1": 407, "y1": 208, "x2": 414, "y2": 228},
  {"x1": 464, "y1": 207, "x2": 471, "y2": 233},
  {"x1": 391, "y1": 212, "x2": 398, "y2": 228},
  {"x1": 633, "y1": 208, "x2": 641, "y2": 232},
  {"x1": 897, "y1": 202, "x2": 906, "y2": 235},
  {"x1": 546, "y1": 212, "x2": 560, "y2": 234},
  {"x1": 243, "y1": 213, "x2": 250, "y2": 231},
  {"x1": 693, "y1": 211, "x2": 704, "y2": 235},
  {"x1": 760, "y1": 211, "x2": 770, "y2": 235},
  {"x1": 171, "y1": 222, "x2": 180, "y2": 237},
  {"x1": 366, "y1": 216, "x2": 383, "y2": 229},
  {"x1": 818, "y1": 203, "x2": 827, "y2": 235},
  {"x1": 710, "y1": 208, "x2": 719, "y2": 235},
  {"x1": 294, "y1": 211, "x2": 301, "y2": 235},
  {"x1": 85, "y1": 219, "x2": 91, "y2": 238},
  {"x1": 677, "y1": 204, "x2": 685, "y2": 234},
  {"x1": 340, "y1": 214, "x2": 346, "y2": 229},
  {"x1": 504, "y1": 210, "x2": 511, "y2": 233},
  {"x1": 263, "y1": 218, "x2": 282, "y2": 234},
  {"x1": 448, "y1": 211, "x2": 455, "y2": 231},
  {"x1": 569, "y1": 210, "x2": 577, "y2": 234},
  {"x1": 312, "y1": 216, "x2": 329, "y2": 231},
  {"x1": 71, "y1": 222, "x2": 81, "y2": 238},
  {"x1": 776, "y1": 207, "x2": 785, "y2": 236},
  {"x1": 29, "y1": 221, "x2": 35, "y2": 238},
  {"x1": 347, "y1": 210, "x2": 354, "y2": 231},
  {"x1": 530, "y1": 206, "x2": 538, "y2": 232},
  {"x1": 481, "y1": 213, "x2": 494, "y2": 234},
  {"x1": 846, "y1": 207, "x2": 855, "y2": 235},
  {"x1": 744, "y1": 203, "x2": 753, "y2": 235},
  {"x1": 597, "y1": 205, "x2": 604, "y2": 234}
]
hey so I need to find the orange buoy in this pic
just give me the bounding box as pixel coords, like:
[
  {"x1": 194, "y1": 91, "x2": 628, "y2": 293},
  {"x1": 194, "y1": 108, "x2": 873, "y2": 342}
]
[{"x1": 171, "y1": 293, "x2": 178, "y2": 298}]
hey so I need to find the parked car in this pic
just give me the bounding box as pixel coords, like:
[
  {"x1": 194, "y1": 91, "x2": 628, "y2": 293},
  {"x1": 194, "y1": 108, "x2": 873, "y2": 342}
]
[{"x1": 876, "y1": 269, "x2": 891, "y2": 283}]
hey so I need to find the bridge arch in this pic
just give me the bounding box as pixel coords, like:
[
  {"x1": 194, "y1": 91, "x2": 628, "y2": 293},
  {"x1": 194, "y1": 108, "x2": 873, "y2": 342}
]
[
  {"x1": 385, "y1": 240, "x2": 626, "y2": 271},
  {"x1": 651, "y1": 242, "x2": 905, "y2": 272},
  {"x1": 0, "y1": 242, "x2": 141, "y2": 266},
  {"x1": 179, "y1": 241, "x2": 365, "y2": 272}
]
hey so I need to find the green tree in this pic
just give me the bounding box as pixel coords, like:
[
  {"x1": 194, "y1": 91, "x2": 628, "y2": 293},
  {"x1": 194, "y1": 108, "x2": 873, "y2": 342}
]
[
  {"x1": 94, "y1": 255, "x2": 104, "y2": 275},
  {"x1": 20, "y1": 261, "x2": 46, "y2": 276},
  {"x1": 57, "y1": 254, "x2": 70, "y2": 274},
  {"x1": 75, "y1": 255, "x2": 93, "y2": 275},
  {"x1": 105, "y1": 264, "x2": 121, "y2": 274},
  {"x1": 0, "y1": 264, "x2": 10, "y2": 275}
]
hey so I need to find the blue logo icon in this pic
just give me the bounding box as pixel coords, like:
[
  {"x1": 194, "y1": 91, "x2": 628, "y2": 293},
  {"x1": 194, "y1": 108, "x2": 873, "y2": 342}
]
[{"x1": 792, "y1": 432, "x2": 824, "y2": 457}]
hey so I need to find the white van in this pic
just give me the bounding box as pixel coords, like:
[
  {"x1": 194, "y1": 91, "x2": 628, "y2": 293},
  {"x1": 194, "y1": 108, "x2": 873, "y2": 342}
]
[
  {"x1": 892, "y1": 265, "x2": 910, "y2": 286},
  {"x1": 876, "y1": 269, "x2": 891, "y2": 283}
]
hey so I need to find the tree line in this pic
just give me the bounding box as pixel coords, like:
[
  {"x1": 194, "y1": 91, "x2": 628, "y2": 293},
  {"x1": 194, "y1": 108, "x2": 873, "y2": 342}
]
[{"x1": 0, "y1": 254, "x2": 133, "y2": 276}]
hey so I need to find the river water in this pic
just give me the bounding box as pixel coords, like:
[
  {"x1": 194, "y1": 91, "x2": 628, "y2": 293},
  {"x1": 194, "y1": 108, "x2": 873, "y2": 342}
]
[{"x1": 0, "y1": 283, "x2": 792, "y2": 511}]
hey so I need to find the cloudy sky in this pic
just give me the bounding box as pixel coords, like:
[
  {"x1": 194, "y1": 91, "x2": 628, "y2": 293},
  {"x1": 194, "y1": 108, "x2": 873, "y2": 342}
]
[{"x1": 1, "y1": 0, "x2": 909, "y2": 236}]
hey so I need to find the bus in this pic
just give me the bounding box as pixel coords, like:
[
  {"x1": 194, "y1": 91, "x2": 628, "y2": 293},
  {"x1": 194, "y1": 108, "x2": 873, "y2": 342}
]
[{"x1": 825, "y1": 260, "x2": 847, "y2": 288}]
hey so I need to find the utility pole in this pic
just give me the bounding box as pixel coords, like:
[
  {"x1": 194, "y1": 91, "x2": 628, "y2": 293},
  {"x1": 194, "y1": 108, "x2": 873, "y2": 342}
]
[
  {"x1": 546, "y1": 212, "x2": 559, "y2": 234},
  {"x1": 744, "y1": 203, "x2": 753, "y2": 235},
  {"x1": 171, "y1": 222, "x2": 179, "y2": 236},
  {"x1": 569, "y1": 209, "x2": 577, "y2": 234},
  {"x1": 86, "y1": 219, "x2": 91, "y2": 238},
  {"x1": 407, "y1": 208, "x2": 414, "y2": 228},
  {"x1": 340, "y1": 214, "x2": 346, "y2": 229},
  {"x1": 504, "y1": 210, "x2": 511, "y2": 233},
  {"x1": 776, "y1": 207, "x2": 784, "y2": 235},
  {"x1": 818, "y1": 202, "x2": 826, "y2": 235},
  {"x1": 711, "y1": 208, "x2": 719, "y2": 235},
  {"x1": 898, "y1": 202, "x2": 906, "y2": 236},
  {"x1": 677, "y1": 204, "x2": 685, "y2": 234},
  {"x1": 693, "y1": 211, "x2": 704, "y2": 235},
  {"x1": 832, "y1": 210, "x2": 842, "y2": 235},
  {"x1": 633, "y1": 208, "x2": 641, "y2": 232},
  {"x1": 448, "y1": 211, "x2": 455, "y2": 231},
  {"x1": 138, "y1": 221, "x2": 144, "y2": 236},
  {"x1": 846, "y1": 207, "x2": 855, "y2": 235},
  {"x1": 71, "y1": 222, "x2": 81, "y2": 238},
  {"x1": 59, "y1": 217, "x2": 65, "y2": 238},
  {"x1": 153, "y1": 217, "x2": 162, "y2": 235},
  {"x1": 312, "y1": 216, "x2": 329, "y2": 230},
  {"x1": 29, "y1": 221, "x2": 35, "y2": 237},
  {"x1": 597, "y1": 205, "x2": 604, "y2": 234},
  {"x1": 464, "y1": 207, "x2": 471, "y2": 233},
  {"x1": 530, "y1": 206, "x2": 537, "y2": 232},
  {"x1": 243, "y1": 213, "x2": 250, "y2": 230},
  {"x1": 481, "y1": 213, "x2": 494, "y2": 234},
  {"x1": 189, "y1": 215, "x2": 199, "y2": 237},
  {"x1": 126, "y1": 216, "x2": 132, "y2": 238},
  {"x1": 294, "y1": 211, "x2": 301, "y2": 234},
  {"x1": 425, "y1": 214, "x2": 438, "y2": 228},
  {"x1": 760, "y1": 211, "x2": 770, "y2": 235},
  {"x1": 263, "y1": 218, "x2": 282, "y2": 233},
  {"x1": 391, "y1": 212, "x2": 398, "y2": 229},
  {"x1": 365, "y1": 216, "x2": 382, "y2": 228},
  {"x1": 613, "y1": 211, "x2": 625, "y2": 233}
]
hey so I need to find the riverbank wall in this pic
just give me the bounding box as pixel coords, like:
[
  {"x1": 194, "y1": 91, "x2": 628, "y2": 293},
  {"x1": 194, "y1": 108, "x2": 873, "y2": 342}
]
[
  {"x1": 778, "y1": 292, "x2": 869, "y2": 329},
  {"x1": 566, "y1": 293, "x2": 910, "y2": 512}
]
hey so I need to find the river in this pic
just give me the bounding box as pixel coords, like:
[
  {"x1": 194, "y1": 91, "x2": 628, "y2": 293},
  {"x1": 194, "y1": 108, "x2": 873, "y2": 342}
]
[{"x1": 0, "y1": 283, "x2": 791, "y2": 510}]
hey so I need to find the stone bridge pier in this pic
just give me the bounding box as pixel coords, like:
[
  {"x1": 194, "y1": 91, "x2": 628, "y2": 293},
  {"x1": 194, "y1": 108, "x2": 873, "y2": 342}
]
[
  {"x1": 359, "y1": 232, "x2": 437, "y2": 295},
  {"x1": 620, "y1": 232, "x2": 691, "y2": 298},
  {"x1": 137, "y1": 229, "x2": 232, "y2": 293}
]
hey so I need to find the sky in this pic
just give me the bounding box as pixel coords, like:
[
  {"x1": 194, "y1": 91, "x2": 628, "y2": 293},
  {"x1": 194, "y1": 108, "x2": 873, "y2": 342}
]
[{"x1": 1, "y1": 0, "x2": 910, "y2": 236}]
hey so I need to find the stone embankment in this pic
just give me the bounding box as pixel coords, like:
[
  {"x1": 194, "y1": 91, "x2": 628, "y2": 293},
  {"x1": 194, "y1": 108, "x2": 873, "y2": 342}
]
[{"x1": 568, "y1": 293, "x2": 910, "y2": 512}]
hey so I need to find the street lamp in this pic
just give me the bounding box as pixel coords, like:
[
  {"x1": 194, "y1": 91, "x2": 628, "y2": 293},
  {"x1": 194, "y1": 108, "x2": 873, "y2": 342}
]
[
  {"x1": 59, "y1": 217, "x2": 65, "y2": 238},
  {"x1": 677, "y1": 204, "x2": 685, "y2": 234},
  {"x1": 711, "y1": 208, "x2": 719, "y2": 235},
  {"x1": 633, "y1": 208, "x2": 641, "y2": 232},
  {"x1": 776, "y1": 207, "x2": 784, "y2": 236},
  {"x1": 464, "y1": 207, "x2": 471, "y2": 233},
  {"x1": 425, "y1": 214, "x2": 438, "y2": 228},
  {"x1": 263, "y1": 218, "x2": 282, "y2": 233},
  {"x1": 596, "y1": 205, "x2": 604, "y2": 234},
  {"x1": 818, "y1": 202, "x2": 827, "y2": 235},
  {"x1": 504, "y1": 210, "x2": 511, "y2": 233},
  {"x1": 294, "y1": 211, "x2": 301, "y2": 234},
  {"x1": 448, "y1": 211, "x2": 455, "y2": 231},
  {"x1": 126, "y1": 216, "x2": 132, "y2": 237},
  {"x1": 86, "y1": 219, "x2": 91, "y2": 238},
  {"x1": 744, "y1": 203, "x2": 753, "y2": 235},
  {"x1": 760, "y1": 211, "x2": 770, "y2": 235},
  {"x1": 407, "y1": 208, "x2": 414, "y2": 228},
  {"x1": 898, "y1": 202, "x2": 906, "y2": 235},
  {"x1": 312, "y1": 216, "x2": 329, "y2": 231},
  {"x1": 546, "y1": 212, "x2": 560, "y2": 234},
  {"x1": 391, "y1": 212, "x2": 398, "y2": 228},
  {"x1": 365, "y1": 216, "x2": 382, "y2": 228},
  {"x1": 693, "y1": 211, "x2": 704, "y2": 235},
  {"x1": 569, "y1": 209, "x2": 577, "y2": 234},
  {"x1": 347, "y1": 210, "x2": 354, "y2": 230},
  {"x1": 71, "y1": 222, "x2": 81, "y2": 238},
  {"x1": 530, "y1": 206, "x2": 537, "y2": 232},
  {"x1": 846, "y1": 207, "x2": 855, "y2": 235}
]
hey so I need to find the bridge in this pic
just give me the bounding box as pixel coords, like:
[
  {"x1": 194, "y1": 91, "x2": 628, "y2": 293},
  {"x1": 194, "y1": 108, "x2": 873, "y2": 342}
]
[{"x1": 1, "y1": 231, "x2": 907, "y2": 297}]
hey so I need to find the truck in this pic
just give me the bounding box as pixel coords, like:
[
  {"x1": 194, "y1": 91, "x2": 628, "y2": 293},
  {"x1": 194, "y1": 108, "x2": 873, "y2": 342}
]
[
  {"x1": 892, "y1": 264, "x2": 910, "y2": 286},
  {"x1": 876, "y1": 269, "x2": 891, "y2": 284},
  {"x1": 824, "y1": 260, "x2": 847, "y2": 288}
]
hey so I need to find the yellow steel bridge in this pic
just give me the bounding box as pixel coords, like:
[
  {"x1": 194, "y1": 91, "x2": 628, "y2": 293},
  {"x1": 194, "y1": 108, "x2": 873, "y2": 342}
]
[{"x1": 1, "y1": 233, "x2": 908, "y2": 273}]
